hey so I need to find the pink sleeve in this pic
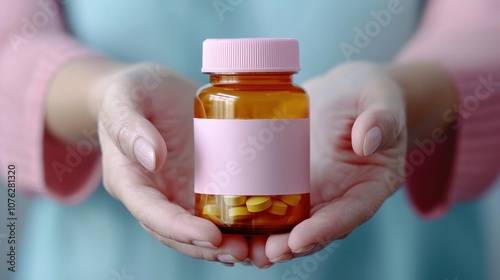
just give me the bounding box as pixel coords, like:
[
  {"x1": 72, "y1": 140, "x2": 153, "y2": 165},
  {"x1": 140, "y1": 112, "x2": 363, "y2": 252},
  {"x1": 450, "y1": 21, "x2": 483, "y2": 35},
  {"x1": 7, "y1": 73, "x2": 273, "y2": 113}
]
[
  {"x1": 397, "y1": 0, "x2": 500, "y2": 218},
  {"x1": 0, "y1": 0, "x2": 102, "y2": 204}
]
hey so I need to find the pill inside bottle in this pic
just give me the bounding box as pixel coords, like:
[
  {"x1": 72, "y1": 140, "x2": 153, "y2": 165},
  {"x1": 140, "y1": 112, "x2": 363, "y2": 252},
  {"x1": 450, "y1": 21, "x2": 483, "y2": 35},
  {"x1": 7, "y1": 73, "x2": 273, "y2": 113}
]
[{"x1": 194, "y1": 38, "x2": 310, "y2": 235}]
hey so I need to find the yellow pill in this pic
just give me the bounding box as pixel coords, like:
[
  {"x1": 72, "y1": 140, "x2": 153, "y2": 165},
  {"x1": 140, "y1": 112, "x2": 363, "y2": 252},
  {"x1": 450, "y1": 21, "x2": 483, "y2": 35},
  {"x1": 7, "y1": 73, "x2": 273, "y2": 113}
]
[
  {"x1": 206, "y1": 195, "x2": 216, "y2": 204},
  {"x1": 202, "y1": 213, "x2": 224, "y2": 226},
  {"x1": 267, "y1": 199, "x2": 288, "y2": 216},
  {"x1": 253, "y1": 212, "x2": 286, "y2": 226},
  {"x1": 223, "y1": 195, "x2": 247, "y2": 206},
  {"x1": 246, "y1": 196, "x2": 272, "y2": 213},
  {"x1": 202, "y1": 204, "x2": 220, "y2": 216},
  {"x1": 279, "y1": 194, "x2": 302, "y2": 206},
  {"x1": 228, "y1": 206, "x2": 252, "y2": 219}
]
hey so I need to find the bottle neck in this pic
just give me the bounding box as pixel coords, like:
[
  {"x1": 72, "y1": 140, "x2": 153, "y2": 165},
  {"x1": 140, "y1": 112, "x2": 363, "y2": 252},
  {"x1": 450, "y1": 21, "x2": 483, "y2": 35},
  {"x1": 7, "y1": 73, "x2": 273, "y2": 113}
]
[{"x1": 209, "y1": 72, "x2": 295, "y2": 85}]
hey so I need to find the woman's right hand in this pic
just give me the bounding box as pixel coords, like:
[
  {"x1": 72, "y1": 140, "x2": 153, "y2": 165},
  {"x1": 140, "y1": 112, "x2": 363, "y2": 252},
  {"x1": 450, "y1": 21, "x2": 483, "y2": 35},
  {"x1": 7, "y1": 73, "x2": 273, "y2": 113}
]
[
  {"x1": 96, "y1": 62, "x2": 251, "y2": 264},
  {"x1": 46, "y1": 59, "x2": 250, "y2": 264}
]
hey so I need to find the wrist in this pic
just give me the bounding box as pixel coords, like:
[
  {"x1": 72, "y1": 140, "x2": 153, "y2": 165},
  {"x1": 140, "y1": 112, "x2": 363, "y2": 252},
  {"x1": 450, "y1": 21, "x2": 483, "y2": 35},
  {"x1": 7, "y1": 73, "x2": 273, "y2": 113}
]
[{"x1": 46, "y1": 57, "x2": 126, "y2": 144}]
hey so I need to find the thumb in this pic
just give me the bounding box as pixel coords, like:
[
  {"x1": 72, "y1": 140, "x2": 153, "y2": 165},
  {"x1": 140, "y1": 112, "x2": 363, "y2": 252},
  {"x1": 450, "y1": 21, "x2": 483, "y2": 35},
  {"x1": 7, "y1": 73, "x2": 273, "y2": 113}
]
[
  {"x1": 351, "y1": 81, "x2": 405, "y2": 156},
  {"x1": 100, "y1": 88, "x2": 167, "y2": 172}
]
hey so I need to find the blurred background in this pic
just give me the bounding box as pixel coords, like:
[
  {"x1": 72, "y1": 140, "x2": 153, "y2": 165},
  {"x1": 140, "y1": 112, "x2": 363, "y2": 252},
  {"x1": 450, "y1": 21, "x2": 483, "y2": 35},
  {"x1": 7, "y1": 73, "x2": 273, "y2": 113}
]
[{"x1": 1, "y1": 0, "x2": 499, "y2": 279}]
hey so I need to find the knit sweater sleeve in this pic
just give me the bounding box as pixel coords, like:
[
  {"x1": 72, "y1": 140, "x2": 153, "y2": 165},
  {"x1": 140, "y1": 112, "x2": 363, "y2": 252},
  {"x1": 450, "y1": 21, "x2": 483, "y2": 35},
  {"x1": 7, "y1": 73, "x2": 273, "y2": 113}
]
[
  {"x1": 397, "y1": 0, "x2": 500, "y2": 218},
  {"x1": 0, "y1": 0, "x2": 102, "y2": 204}
]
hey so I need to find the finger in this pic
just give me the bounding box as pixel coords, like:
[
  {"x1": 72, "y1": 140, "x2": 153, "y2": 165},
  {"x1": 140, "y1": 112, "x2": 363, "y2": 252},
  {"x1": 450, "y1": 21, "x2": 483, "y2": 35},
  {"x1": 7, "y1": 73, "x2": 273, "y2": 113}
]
[
  {"x1": 145, "y1": 229, "x2": 249, "y2": 263},
  {"x1": 248, "y1": 236, "x2": 273, "y2": 268},
  {"x1": 100, "y1": 84, "x2": 168, "y2": 172},
  {"x1": 266, "y1": 233, "x2": 320, "y2": 262},
  {"x1": 351, "y1": 79, "x2": 405, "y2": 156},
  {"x1": 287, "y1": 182, "x2": 388, "y2": 252},
  {"x1": 117, "y1": 181, "x2": 223, "y2": 249},
  {"x1": 266, "y1": 233, "x2": 292, "y2": 263}
]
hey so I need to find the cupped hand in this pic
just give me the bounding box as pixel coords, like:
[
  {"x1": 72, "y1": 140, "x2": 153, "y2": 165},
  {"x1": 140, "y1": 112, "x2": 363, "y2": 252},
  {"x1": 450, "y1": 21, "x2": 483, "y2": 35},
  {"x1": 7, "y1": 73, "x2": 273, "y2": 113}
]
[
  {"x1": 95, "y1": 63, "x2": 248, "y2": 264},
  {"x1": 258, "y1": 62, "x2": 408, "y2": 265},
  {"x1": 94, "y1": 61, "x2": 409, "y2": 268}
]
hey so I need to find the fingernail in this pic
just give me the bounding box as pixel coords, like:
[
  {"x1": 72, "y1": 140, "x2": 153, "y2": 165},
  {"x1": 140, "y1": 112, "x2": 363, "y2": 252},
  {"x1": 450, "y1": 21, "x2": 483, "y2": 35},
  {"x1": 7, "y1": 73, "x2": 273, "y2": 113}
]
[
  {"x1": 270, "y1": 254, "x2": 292, "y2": 263},
  {"x1": 217, "y1": 254, "x2": 238, "y2": 264},
  {"x1": 292, "y1": 244, "x2": 316, "y2": 254},
  {"x1": 221, "y1": 262, "x2": 234, "y2": 267},
  {"x1": 363, "y1": 127, "x2": 382, "y2": 156},
  {"x1": 134, "y1": 138, "x2": 156, "y2": 171},
  {"x1": 192, "y1": 240, "x2": 216, "y2": 249}
]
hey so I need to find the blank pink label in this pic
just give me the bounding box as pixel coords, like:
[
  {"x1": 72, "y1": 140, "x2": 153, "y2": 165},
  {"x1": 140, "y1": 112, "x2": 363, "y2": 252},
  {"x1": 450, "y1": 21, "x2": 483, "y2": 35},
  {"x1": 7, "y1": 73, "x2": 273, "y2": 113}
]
[{"x1": 194, "y1": 118, "x2": 310, "y2": 195}]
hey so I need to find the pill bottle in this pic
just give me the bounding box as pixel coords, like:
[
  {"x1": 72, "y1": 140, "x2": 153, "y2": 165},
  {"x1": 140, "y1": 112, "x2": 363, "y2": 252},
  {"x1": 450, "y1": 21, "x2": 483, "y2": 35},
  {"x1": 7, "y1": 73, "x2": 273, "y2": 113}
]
[{"x1": 194, "y1": 38, "x2": 310, "y2": 235}]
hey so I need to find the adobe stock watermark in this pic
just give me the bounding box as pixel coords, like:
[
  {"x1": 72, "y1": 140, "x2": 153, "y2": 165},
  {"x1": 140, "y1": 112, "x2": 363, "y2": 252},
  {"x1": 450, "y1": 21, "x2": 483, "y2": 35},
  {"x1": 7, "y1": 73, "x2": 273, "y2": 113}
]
[
  {"x1": 199, "y1": 108, "x2": 292, "y2": 194},
  {"x1": 384, "y1": 73, "x2": 500, "y2": 187},
  {"x1": 339, "y1": 0, "x2": 404, "y2": 61},
  {"x1": 212, "y1": 0, "x2": 245, "y2": 21},
  {"x1": 8, "y1": 0, "x2": 72, "y2": 52},
  {"x1": 281, "y1": 243, "x2": 341, "y2": 280},
  {"x1": 51, "y1": 64, "x2": 170, "y2": 183}
]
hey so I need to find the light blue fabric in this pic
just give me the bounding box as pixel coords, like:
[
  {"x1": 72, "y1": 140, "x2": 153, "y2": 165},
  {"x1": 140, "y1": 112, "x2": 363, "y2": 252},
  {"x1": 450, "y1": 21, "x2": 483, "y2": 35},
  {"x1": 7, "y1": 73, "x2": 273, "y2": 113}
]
[
  {"x1": 62, "y1": 0, "x2": 420, "y2": 84},
  {"x1": 9, "y1": 0, "x2": 498, "y2": 279}
]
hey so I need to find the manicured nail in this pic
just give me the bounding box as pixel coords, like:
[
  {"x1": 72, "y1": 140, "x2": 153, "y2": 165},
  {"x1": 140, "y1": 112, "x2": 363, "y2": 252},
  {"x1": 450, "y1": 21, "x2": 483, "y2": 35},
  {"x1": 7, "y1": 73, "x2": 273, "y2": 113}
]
[
  {"x1": 363, "y1": 127, "x2": 382, "y2": 156},
  {"x1": 192, "y1": 240, "x2": 216, "y2": 249},
  {"x1": 217, "y1": 254, "x2": 238, "y2": 264},
  {"x1": 292, "y1": 244, "x2": 316, "y2": 254},
  {"x1": 270, "y1": 254, "x2": 293, "y2": 263},
  {"x1": 134, "y1": 138, "x2": 156, "y2": 171}
]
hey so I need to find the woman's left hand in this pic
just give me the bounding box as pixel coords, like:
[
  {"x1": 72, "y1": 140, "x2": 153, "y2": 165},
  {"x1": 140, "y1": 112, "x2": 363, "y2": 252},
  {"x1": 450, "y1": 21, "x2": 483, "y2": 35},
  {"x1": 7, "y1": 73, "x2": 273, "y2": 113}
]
[{"x1": 249, "y1": 62, "x2": 408, "y2": 268}]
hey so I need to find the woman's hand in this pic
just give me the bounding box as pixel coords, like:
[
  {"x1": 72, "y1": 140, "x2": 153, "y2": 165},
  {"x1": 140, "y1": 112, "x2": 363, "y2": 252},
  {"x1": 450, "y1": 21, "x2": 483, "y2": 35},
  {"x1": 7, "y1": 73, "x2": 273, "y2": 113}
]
[
  {"x1": 46, "y1": 58, "x2": 455, "y2": 268},
  {"x1": 97, "y1": 61, "x2": 408, "y2": 267},
  {"x1": 96, "y1": 62, "x2": 252, "y2": 264},
  {"x1": 260, "y1": 62, "x2": 409, "y2": 265},
  {"x1": 256, "y1": 61, "x2": 457, "y2": 267},
  {"x1": 45, "y1": 59, "x2": 250, "y2": 264},
  {"x1": 97, "y1": 61, "x2": 410, "y2": 267}
]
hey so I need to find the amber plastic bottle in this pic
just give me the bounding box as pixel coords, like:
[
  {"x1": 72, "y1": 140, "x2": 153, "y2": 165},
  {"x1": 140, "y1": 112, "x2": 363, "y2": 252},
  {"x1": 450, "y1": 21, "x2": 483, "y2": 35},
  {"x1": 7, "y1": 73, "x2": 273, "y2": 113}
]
[{"x1": 194, "y1": 38, "x2": 310, "y2": 235}]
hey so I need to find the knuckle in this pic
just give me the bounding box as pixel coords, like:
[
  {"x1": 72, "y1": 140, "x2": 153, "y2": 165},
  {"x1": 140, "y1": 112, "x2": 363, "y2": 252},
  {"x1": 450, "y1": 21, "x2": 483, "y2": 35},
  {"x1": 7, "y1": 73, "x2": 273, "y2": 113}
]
[
  {"x1": 379, "y1": 110, "x2": 401, "y2": 143},
  {"x1": 388, "y1": 112, "x2": 401, "y2": 138},
  {"x1": 109, "y1": 120, "x2": 136, "y2": 156},
  {"x1": 347, "y1": 194, "x2": 379, "y2": 225},
  {"x1": 168, "y1": 212, "x2": 192, "y2": 241}
]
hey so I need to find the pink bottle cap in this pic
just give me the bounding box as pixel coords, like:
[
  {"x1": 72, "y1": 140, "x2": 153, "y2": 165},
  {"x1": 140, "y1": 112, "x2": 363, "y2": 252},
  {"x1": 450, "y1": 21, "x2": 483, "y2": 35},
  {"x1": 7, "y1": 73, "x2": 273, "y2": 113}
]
[{"x1": 202, "y1": 38, "x2": 300, "y2": 73}]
